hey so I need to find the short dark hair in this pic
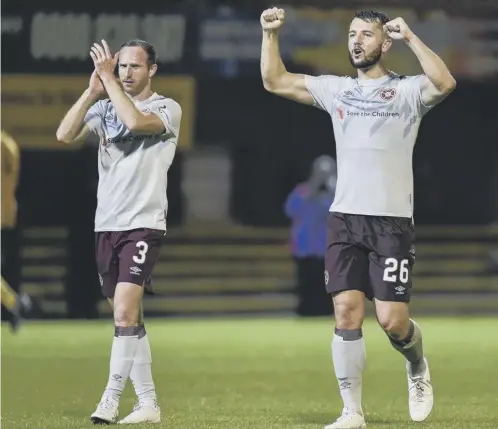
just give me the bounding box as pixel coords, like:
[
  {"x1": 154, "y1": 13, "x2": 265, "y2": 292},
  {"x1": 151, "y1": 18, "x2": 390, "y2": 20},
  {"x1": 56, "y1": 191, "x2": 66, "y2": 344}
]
[
  {"x1": 120, "y1": 39, "x2": 158, "y2": 65},
  {"x1": 354, "y1": 10, "x2": 390, "y2": 26}
]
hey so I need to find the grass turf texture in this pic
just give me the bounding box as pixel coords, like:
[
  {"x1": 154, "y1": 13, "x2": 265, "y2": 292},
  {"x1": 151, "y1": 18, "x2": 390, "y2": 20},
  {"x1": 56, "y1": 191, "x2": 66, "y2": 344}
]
[{"x1": 2, "y1": 317, "x2": 498, "y2": 429}]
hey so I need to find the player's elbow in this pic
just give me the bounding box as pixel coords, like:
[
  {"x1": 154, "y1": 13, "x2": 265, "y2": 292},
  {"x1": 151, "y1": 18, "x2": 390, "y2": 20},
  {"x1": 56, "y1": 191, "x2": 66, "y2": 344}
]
[
  {"x1": 124, "y1": 116, "x2": 141, "y2": 133},
  {"x1": 447, "y1": 76, "x2": 457, "y2": 92},
  {"x1": 126, "y1": 117, "x2": 163, "y2": 135},
  {"x1": 262, "y1": 77, "x2": 277, "y2": 93},
  {"x1": 262, "y1": 73, "x2": 286, "y2": 94},
  {"x1": 441, "y1": 76, "x2": 457, "y2": 94},
  {"x1": 126, "y1": 119, "x2": 152, "y2": 134},
  {"x1": 263, "y1": 80, "x2": 290, "y2": 99},
  {"x1": 56, "y1": 130, "x2": 73, "y2": 144}
]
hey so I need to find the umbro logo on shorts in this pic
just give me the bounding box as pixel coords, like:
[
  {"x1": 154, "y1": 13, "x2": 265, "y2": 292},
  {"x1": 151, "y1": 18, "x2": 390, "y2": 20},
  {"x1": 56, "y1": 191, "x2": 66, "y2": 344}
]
[
  {"x1": 395, "y1": 285, "x2": 406, "y2": 294},
  {"x1": 130, "y1": 266, "x2": 142, "y2": 275}
]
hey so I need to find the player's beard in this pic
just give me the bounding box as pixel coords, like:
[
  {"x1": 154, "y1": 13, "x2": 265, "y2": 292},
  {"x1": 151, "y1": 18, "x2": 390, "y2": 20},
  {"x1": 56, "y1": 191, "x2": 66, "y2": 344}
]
[{"x1": 349, "y1": 46, "x2": 382, "y2": 70}]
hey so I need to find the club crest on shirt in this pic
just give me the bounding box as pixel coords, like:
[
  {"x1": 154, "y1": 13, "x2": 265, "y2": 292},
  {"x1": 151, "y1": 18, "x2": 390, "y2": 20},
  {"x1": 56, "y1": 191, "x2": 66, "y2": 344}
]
[{"x1": 380, "y1": 88, "x2": 396, "y2": 101}]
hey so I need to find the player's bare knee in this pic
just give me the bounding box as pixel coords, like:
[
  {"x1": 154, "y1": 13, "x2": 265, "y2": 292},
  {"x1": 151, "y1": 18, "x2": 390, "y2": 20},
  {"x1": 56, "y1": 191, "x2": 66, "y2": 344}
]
[
  {"x1": 113, "y1": 304, "x2": 139, "y2": 327},
  {"x1": 113, "y1": 299, "x2": 141, "y2": 327},
  {"x1": 335, "y1": 307, "x2": 363, "y2": 330},
  {"x1": 375, "y1": 301, "x2": 410, "y2": 338},
  {"x1": 378, "y1": 317, "x2": 406, "y2": 337},
  {"x1": 333, "y1": 291, "x2": 364, "y2": 330},
  {"x1": 112, "y1": 282, "x2": 144, "y2": 327}
]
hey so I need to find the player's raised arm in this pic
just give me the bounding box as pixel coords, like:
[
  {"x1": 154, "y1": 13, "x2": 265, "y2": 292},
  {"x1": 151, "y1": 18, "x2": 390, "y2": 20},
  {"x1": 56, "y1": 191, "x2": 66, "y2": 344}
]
[
  {"x1": 260, "y1": 8, "x2": 314, "y2": 105},
  {"x1": 384, "y1": 17, "x2": 456, "y2": 106},
  {"x1": 102, "y1": 75, "x2": 166, "y2": 134},
  {"x1": 91, "y1": 40, "x2": 165, "y2": 135},
  {"x1": 56, "y1": 71, "x2": 104, "y2": 144}
]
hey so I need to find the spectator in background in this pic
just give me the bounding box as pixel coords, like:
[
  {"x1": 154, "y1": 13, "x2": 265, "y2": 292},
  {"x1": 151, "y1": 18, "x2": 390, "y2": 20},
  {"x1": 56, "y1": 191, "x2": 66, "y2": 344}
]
[{"x1": 285, "y1": 155, "x2": 336, "y2": 316}]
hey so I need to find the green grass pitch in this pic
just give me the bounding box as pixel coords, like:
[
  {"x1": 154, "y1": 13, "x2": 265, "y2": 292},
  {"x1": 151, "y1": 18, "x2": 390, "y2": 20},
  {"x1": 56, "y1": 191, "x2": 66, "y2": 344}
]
[{"x1": 2, "y1": 316, "x2": 498, "y2": 428}]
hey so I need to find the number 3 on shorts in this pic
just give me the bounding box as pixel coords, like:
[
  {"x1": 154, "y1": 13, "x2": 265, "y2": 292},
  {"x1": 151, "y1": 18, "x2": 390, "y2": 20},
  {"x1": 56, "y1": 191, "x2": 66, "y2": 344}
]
[
  {"x1": 133, "y1": 241, "x2": 149, "y2": 264},
  {"x1": 383, "y1": 258, "x2": 409, "y2": 283}
]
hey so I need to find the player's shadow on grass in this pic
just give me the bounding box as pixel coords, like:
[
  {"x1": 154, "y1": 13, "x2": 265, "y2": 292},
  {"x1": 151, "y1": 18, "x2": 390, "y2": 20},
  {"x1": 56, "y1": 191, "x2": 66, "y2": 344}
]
[
  {"x1": 292, "y1": 412, "x2": 344, "y2": 425},
  {"x1": 294, "y1": 412, "x2": 401, "y2": 426},
  {"x1": 61, "y1": 407, "x2": 91, "y2": 420}
]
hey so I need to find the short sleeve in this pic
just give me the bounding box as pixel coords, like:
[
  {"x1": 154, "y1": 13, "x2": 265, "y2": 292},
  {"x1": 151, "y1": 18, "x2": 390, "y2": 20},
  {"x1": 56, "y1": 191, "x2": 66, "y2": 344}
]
[
  {"x1": 400, "y1": 75, "x2": 433, "y2": 117},
  {"x1": 304, "y1": 75, "x2": 344, "y2": 111},
  {"x1": 83, "y1": 100, "x2": 105, "y2": 143},
  {"x1": 149, "y1": 99, "x2": 182, "y2": 139}
]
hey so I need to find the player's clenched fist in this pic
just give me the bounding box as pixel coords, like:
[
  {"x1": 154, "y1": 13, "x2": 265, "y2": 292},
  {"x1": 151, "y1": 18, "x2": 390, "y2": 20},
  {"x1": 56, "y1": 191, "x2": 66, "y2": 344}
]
[
  {"x1": 261, "y1": 8, "x2": 285, "y2": 31},
  {"x1": 383, "y1": 17, "x2": 413, "y2": 41}
]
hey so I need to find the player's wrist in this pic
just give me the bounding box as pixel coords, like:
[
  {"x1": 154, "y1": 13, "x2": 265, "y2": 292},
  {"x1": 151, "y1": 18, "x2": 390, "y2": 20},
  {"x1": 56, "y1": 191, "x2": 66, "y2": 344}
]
[
  {"x1": 84, "y1": 87, "x2": 101, "y2": 101},
  {"x1": 263, "y1": 28, "x2": 280, "y2": 37},
  {"x1": 99, "y1": 73, "x2": 117, "y2": 85},
  {"x1": 403, "y1": 29, "x2": 415, "y2": 44}
]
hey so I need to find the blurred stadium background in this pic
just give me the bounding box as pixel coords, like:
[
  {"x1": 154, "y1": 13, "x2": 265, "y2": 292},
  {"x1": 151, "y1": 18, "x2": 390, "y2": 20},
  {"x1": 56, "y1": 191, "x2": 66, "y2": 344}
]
[{"x1": 2, "y1": 0, "x2": 498, "y2": 320}]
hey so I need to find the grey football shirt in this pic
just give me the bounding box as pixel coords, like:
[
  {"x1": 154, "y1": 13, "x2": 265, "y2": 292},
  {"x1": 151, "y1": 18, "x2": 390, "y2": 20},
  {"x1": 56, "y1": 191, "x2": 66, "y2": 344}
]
[
  {"x1": 305, "y1": 72, "x2": 433, "y2": 218},
  {"x1": 84, "y1": 92, "x2": 182, "y2": 232}
]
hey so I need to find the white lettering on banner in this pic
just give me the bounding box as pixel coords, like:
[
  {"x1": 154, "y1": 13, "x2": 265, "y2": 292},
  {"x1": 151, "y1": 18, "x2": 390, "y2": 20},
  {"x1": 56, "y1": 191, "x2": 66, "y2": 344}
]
[
  {"x1": 30, "y1": 13, "x2": 185, "y2": 62},
  {"x1": 199, "y1": 7, "x2": 498, "y2": 79},
  {"x1": 31, "y1": 13, "x2": 91, "y2": 60},
  {"x1": 200, "y1": 20, "x2": 261, "y2": 60},
  {"x1": 142, "y1": 15, "x2": 185, "y2": 62},
  {"x1": 451, "y1": 18, "x2": 498, "y2": 77},
  {"x1": 2, "y1": 16, "x2": 24, "y2": 35},
  {"x1": 94, "y1": 14, "x2": 140, "y2": 53}
]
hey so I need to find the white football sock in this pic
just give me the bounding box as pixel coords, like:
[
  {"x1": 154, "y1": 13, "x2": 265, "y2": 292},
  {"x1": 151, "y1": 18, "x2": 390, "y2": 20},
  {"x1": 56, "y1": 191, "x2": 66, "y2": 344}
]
[
  {"x1": 103, "y1": 325, "x2": 140, "y2": 401},
  {"x1": 130, "y1": 326, "x2": 157, "y2": 403},
  {"x1": 332, "y1": 328, "x2": 366, "y2": 413}
]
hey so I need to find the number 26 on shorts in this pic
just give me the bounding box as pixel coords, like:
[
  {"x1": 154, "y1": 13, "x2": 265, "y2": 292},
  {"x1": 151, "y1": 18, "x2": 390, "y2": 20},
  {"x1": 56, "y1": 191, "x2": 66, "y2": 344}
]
[{"x1": 383, "y1": 257, "x2": 410, "y2": 283}]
